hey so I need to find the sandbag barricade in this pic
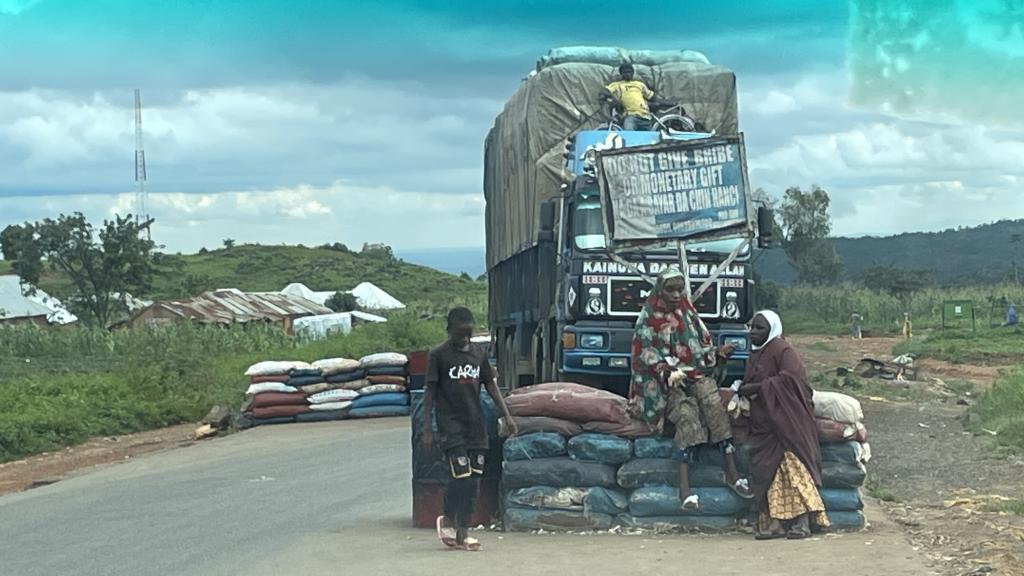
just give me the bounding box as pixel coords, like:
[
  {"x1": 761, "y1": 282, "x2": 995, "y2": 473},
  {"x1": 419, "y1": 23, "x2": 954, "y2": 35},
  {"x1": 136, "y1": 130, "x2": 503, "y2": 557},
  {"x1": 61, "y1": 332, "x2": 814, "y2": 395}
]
[
  {"x1": 500, "y1": 383, "x2": 871, "y2": 533},
  {"x1": 240, "y1": 353, "x2": 410, "y2": 426}
]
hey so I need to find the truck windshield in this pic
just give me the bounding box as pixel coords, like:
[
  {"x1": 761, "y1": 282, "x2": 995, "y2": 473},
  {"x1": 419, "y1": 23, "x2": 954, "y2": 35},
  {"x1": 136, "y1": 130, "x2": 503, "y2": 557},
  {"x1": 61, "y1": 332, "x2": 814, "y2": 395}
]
[{"x1": 574, "y1": 198, "x2": 751, "y2": 255}]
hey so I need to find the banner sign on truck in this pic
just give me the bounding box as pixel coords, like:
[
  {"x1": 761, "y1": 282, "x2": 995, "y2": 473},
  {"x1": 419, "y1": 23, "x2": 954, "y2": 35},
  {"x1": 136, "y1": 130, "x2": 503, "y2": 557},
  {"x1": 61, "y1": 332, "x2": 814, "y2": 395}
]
[{"x1": 597, "y1": 135, "x2": 753, "y2": 244}]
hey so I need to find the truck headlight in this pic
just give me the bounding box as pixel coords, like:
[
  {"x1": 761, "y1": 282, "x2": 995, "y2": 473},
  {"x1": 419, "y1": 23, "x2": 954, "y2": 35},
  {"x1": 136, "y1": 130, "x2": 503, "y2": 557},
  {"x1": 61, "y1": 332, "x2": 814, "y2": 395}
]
[
  {"x1": 586, "y1": 287, "x2": 605, "y2": 315},
  {"x1": 579, "y1": 334, "x2": 606, "y2": 349},
  {"x1": 722, "y1": 335, "x2": 748, "y2": 352}
]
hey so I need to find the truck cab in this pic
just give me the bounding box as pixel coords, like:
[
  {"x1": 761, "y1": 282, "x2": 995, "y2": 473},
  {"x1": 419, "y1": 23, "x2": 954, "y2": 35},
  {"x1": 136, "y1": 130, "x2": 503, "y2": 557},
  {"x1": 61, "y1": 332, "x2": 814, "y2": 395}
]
[{"x1": 554, "y1": 129, "x2": 755, "y2": 396}]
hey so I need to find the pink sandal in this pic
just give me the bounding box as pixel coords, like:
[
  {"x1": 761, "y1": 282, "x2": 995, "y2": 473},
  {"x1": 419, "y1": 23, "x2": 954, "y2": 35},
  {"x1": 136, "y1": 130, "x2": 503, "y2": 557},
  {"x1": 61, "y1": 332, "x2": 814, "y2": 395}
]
[
  {"x1": 455, "y1": 537, "x2": 482, "y2": 551},
  {"x1": 436, "y1": 516, "x2": 457, "y2": 548}
]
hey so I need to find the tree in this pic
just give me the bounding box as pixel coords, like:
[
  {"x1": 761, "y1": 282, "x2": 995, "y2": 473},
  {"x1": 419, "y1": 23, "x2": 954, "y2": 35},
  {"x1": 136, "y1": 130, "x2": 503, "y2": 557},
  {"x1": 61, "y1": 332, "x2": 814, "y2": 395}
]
[
  {"x1": 325, "y1": 291, "x2": 359, "y2": 313},
  {"x1": 1011, "y1": 233, "x2": 1024, "y2": 283},
  {"x1": 459, "y1": 272, "x2": 472, "y2": 281},
  {"x1": 222, "y1": 238, "x2": 236, "y2": 249},
  {"x1": 862, "y1": 265, "x2": 932, "y2": 306},
  {"x1": 0, "y1": 213, "x2": 156, "y2": 326},
  {"x1": 777, "y1": 186, "x2": 844, "y2": 285},
  {"x1": 361, "y1": 243, "x2": 395, "y2": 260}
]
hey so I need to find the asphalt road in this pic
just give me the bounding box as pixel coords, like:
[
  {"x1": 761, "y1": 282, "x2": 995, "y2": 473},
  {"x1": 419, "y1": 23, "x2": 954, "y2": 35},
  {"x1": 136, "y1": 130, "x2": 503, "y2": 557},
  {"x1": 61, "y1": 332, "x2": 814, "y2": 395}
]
[{"x1": 0, "y1": 419, "x2": 936, "y2": 576}]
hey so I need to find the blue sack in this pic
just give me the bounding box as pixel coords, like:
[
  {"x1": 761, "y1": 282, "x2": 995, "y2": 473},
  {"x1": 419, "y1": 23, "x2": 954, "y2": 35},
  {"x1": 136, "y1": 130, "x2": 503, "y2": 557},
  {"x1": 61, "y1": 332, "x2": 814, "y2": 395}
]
[
  {"x1": 502, "y1": 458, "x2": 618, "y2": 489},
  {"x1": 826, "y1": 510, "x2": 866, "y2": 530},
  {"x1": 503, "y1": 432, "x2": 567, "y2": 461},
  {"x1": 325, "y1": 370, "x2": 366, "y2": 384},
  {"x1": 820, "y1": 488, "x2": 863, "y2": 511},
  {"x1": 503, "y1": 506, "x2": 613, "y2": 532},
  {"x1": 568, "y1": 433, "x2": 633, "y2": 465},
  {"x1": 352, "y1": 392, "x2": 409, "y2": 409},
  {"x1": 822, "y1": 461, "x2": 867, "y2": 489},
  {"x1": 616, "y1": 459, "x2": 727, "y2": 489},
  {"x1": 634, "y1": 437, "x2": 674, "y2": 459},
  {"x1": 616, "y1": 514, "x2": 736, "y2": 531},
  {"x1": 250, "y1": 416, "x2": 295, "y2": 426},
  {"x1": 287, "y1": 375, "x2": 325, "y2": 387},
  {"x1": 583, "y1": 487, "x2": 630, "y2": 515},
  {"x1": 296, "y1": 410, "x2": 347, "y2": 423},
  {"x1": 628, "y1": 486, "x2": 749, "y2": 517},
  {"x1": 348, "y1": 405, "x2": 410, "y2": 418},
  {"x1": 367, "y1": 366, "x2": 408, "y2": 377},
  {"x1": 820, "y1": 442, "x2": 864, "y2": 465}
]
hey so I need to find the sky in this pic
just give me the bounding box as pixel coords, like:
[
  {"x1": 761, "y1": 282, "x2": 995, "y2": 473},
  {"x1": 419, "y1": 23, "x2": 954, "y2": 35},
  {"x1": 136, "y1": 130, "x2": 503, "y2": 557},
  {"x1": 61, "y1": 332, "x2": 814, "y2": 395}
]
[{"x1": 1, "y1": 0, "x2": 1022, "y2": 256}]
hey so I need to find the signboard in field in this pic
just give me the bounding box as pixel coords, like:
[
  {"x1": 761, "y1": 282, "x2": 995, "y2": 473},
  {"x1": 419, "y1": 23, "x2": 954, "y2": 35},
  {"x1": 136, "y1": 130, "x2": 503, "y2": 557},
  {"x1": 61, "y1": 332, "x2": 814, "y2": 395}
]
[{"x1": 597, "y1": 135, "x2": 753, "y2": 245}]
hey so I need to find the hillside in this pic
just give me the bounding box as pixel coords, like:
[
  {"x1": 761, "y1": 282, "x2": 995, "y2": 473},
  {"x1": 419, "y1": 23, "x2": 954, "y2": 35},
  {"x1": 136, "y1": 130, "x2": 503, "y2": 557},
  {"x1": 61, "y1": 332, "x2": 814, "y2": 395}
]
[
  {"x1": 1, "y1": 244, "x2": 487, "y2": 317},
  {"x1": 755, "y1": 219, "x2": 1024, "y2": 286}
]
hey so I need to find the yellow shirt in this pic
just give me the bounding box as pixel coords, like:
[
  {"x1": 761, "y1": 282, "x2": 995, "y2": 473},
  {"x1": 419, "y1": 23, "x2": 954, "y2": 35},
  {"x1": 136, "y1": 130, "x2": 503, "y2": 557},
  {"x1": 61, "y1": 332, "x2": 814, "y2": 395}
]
[{"x1": 606, "y1": 80, "x2": 654, "y2": 118}]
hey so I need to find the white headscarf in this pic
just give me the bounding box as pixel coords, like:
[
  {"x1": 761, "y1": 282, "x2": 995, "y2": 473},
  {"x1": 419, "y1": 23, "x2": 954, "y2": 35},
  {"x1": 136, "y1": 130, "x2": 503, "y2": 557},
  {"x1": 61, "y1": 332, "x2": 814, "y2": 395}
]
[{"x1": 752, "y1": 309, "x2": 783, "y2": 351}]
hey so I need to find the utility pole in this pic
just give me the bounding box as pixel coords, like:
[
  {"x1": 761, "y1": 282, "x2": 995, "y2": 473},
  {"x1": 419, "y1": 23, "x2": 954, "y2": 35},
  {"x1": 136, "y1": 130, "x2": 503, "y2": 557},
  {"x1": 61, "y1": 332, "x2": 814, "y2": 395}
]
[{"x1": 134, "y1": 89, "x2": 151, "y2": 240}]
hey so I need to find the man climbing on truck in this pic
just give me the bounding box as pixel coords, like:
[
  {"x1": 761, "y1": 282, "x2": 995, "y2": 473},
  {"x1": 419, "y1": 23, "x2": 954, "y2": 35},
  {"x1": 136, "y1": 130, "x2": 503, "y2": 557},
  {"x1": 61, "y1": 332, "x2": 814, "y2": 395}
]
[{"x1": 602, "y1": 62, "x2": 654, "y2": 130}]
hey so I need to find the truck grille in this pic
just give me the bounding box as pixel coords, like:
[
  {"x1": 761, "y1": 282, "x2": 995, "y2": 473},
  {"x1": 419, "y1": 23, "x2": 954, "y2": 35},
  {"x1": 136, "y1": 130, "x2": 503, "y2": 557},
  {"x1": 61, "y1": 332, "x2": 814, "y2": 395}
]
[{"x1": 608, "y1": 278, "x2": 719, "y2": 317}]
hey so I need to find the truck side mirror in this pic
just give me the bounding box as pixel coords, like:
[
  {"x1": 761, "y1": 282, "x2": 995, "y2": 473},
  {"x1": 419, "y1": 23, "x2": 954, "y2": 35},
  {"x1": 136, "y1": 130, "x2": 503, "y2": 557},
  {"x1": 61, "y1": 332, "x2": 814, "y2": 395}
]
[
  {"x1": 539, "y1": 200, "x2": 557, "y2": 242},
  {"x1": 757, "y1": 206, "x2": 775, "y2": 249}
]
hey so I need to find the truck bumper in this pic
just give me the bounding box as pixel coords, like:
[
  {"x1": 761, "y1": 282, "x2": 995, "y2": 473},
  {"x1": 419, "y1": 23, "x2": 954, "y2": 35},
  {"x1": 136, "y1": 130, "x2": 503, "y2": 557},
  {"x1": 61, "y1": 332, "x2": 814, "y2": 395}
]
[{"x1": 560, "y1": 323, "x2": 750, "y2": 390}]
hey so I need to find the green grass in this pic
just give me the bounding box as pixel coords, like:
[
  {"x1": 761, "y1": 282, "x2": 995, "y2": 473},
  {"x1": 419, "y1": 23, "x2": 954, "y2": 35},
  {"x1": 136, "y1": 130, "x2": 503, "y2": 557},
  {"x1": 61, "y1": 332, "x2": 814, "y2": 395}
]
[
  {"x1": 810, "y1": 370, "x2": 937, "y2": 402},
  {"x1": 865, "y1": 478, "x2": 900, "y2": 503},
  {"x1": 968, "y1": 366, "x2": 1024, "y2": 453},
  {"x1": 892, "y1": 327, "x2": 1024, "y2": 365},
  {"x1": 808, "y1": 341, "x2": 837, "y2": 353},
  {"x1": 777, "y1": 284, "x2": 1024, "y2": 336},
  {"x1": 983, "y1": 499, "x2": 1024, "y2": 515},
  {"x1": 3, "y1": 244, "x2": 488, "y2": 322},
  {"x1": 0, "y1": 315, "x2": 445, "y2": 463}
]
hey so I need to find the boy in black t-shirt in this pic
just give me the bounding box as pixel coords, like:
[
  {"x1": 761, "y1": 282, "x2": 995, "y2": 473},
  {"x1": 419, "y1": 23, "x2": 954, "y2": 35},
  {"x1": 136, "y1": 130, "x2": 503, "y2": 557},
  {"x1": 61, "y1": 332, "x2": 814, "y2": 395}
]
[{"x1": 422, "y1": 307, "x2": 517, "y2": 551}]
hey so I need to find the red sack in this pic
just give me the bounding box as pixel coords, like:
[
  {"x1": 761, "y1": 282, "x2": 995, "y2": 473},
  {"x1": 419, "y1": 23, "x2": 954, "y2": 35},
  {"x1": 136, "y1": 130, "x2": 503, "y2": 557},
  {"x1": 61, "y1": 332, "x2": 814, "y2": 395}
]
[
  {"x1": 499, "y1": 416, "x2": 584, "y2": 438},
  {"x1": 507, "y1": 383, "x2": 630, "y2": 424},
  {"x1": 251, "y1": 404, "x2": 311, "y2": 419},
  {"x1": 367, "y1": 375, "x2": 407, "y2": 386},
  {"x1": 817, "y1": 418, "x2": 868, "y2": 443},
  {"x1": 509, "y1": 382, "x2": 600, "y2": 396},
  {"x1": 581, "y1": 419, "x2": 657, "y2": 438},
  {"x1": 251, "y1": 374, "x2": 290, "y2": 384},
  {"x1": 251, "y1": 392, "x2": 309, "y2": 408}
]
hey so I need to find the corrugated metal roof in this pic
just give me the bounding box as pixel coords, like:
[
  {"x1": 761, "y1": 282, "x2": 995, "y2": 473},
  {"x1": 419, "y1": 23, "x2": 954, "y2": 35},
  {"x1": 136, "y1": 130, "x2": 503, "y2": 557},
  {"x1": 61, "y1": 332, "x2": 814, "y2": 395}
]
[
  {"x1": 140, "y1": 289, "x2": 332, "y2": 324},
  {"x1": 0, "y1": 275, "x2": 55, "y2": 321}
]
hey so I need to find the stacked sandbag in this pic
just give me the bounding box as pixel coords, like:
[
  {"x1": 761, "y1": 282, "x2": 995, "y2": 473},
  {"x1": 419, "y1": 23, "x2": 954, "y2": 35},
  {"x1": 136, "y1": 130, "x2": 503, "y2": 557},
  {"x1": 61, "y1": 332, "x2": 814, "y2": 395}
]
[
  {"x1": 499, "y1": 383, "x2": 870, "y2": 533},
  {"x1": 243, "y1": 361, "x2": 316, "y2": 425},
  {"x1": 813, "y1": 391, "x2": 871, "y2": 531},
  {"x1": 500, "y1": 383, "x2": 637, "y2": 531},
  {"x1": 349, "y1": 353, "x2": 410, "y2": 418}
]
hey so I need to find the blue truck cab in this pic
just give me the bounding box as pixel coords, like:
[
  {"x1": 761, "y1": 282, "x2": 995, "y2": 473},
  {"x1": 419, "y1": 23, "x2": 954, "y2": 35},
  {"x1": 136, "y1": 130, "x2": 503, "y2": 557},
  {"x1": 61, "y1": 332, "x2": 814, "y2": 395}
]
[{"x1": 556, "y1": 129, "x2": 755, "y2": 396}]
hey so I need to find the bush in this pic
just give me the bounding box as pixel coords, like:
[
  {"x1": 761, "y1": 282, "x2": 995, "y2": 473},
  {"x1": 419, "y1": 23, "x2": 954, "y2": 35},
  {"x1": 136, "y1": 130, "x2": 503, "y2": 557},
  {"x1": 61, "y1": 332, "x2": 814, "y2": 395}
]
[
  {"x1": 970, "y1": 367, "x2": 1024, "y2": 452},
  {"x1": 0, "y1": 316, "x2": 445, "y2": 462}
]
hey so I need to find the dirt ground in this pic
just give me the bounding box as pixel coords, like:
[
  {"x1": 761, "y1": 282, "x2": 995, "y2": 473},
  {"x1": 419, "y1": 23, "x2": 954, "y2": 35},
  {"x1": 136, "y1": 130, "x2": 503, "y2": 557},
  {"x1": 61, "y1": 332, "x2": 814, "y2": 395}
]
[
  {"x1": 0, "y1": 423, "x2": 197, "y2": 495},
  {"x1": 4, "y1": 335, "x2": 1023, "y2": 574},
  {"x1": 792, "y1": 334, "x2": 1024, "y2": 576}
]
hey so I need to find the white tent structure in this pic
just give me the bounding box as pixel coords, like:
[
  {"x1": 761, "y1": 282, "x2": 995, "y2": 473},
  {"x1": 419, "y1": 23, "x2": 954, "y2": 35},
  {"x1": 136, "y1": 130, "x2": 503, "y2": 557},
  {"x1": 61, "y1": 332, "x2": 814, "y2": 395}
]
[
  {"x1": 0, "y1": 275, "x2": 78, "y2": 325},
  {"x1": 292, "y1": 309, "x2": 389, "y2": 341},
  {"x1": 280, "y1": 282, "x2": 405, "y2": 311}
]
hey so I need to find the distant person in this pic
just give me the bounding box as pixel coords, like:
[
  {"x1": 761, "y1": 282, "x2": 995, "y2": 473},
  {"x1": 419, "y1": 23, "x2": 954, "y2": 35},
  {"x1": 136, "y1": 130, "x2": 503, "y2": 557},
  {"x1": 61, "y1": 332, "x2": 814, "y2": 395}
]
[
  {"x1": 422, "y1": 307, "x2": 517, "y2": 551},
  {"x1": 739, "y1": 310, "x2": 829, "y2": 540},
  {"x1": 1005, "y1": 304, "x2": 1018, "y2": 327},
  {"x1": 850, "y1": 312, "x2": 863, "y2": 340},
  {"x1": 902, "y1": 313, "x2": 913, "y2": 340},
  {"x1": 630, "y1": 267, "x2": 752, "y2": 511},
  {"x1": 602, "y1": 62, "x2": 654, "y2": 131}
]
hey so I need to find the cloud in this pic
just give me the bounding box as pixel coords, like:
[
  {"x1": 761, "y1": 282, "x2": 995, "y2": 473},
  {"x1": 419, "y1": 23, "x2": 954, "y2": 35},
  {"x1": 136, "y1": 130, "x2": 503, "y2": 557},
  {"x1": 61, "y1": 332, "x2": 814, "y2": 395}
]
[
  {"x1": 0, "y1": 83, "x2": 503, "y2": 198},
  {"x1": 1, "y1": 181, "x2": 485, "y2": 252},
  {"x1": 0, "y1": 0, "x2": 41, "y2": 15}
]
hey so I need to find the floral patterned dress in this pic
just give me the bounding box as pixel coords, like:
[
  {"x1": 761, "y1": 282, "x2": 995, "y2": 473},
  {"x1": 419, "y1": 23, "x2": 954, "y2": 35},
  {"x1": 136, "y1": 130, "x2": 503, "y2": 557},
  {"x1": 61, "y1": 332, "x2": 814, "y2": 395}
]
[{"x1": 629, "y1": 292, "x2": 717, "y2": 432}]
